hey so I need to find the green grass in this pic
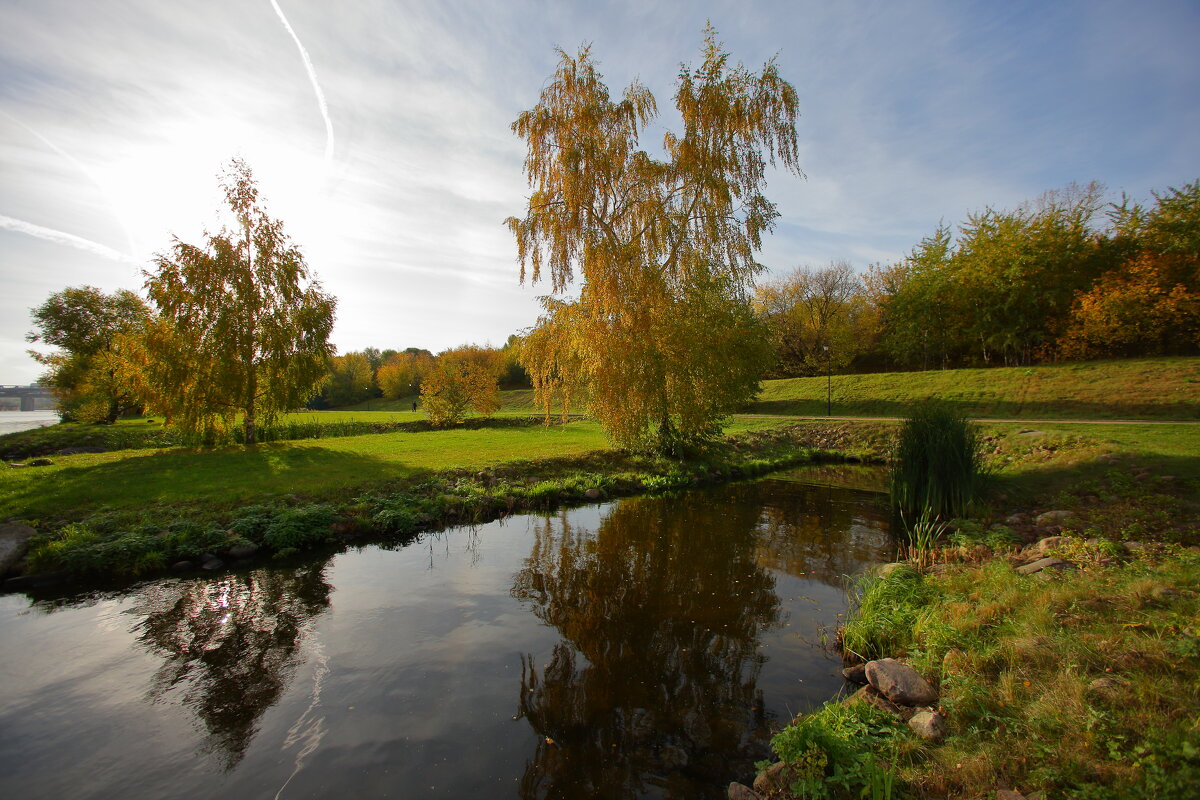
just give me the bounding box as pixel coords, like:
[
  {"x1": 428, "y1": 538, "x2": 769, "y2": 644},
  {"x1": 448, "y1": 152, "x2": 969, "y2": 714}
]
[
  {"x1": 750, "y1": 357, "x2": 1200, "y2": 420},
  {"x1": 0, "y1": 420, "x2": 615, "y2": 519}
]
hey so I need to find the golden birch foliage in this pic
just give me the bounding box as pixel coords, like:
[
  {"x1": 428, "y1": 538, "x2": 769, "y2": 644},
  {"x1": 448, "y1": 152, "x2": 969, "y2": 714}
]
[
  {"x1": 508, "y1": 26, "x2": 799, "y2": 452},
  {"x1": 144, "y1": 159, "x2": 336, "y2": 445},
  {"x1": 420, "y1": 346, "x2": 503, "y2": 426},
  {"x1": 377, "y1": 351, "x2": 433, "y2": 400}
]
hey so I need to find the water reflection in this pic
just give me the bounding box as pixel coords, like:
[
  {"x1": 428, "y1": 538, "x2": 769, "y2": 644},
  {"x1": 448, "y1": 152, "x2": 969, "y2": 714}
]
[
  {"x1": 127, "y1": 562, "x2": 332, "y2": 769},
  {"x1": 511, "y1": 493, "x2": 785, "y2": 799},
  {"x1": 751, "y1": 480, "x2": 893, "y2": 581}
]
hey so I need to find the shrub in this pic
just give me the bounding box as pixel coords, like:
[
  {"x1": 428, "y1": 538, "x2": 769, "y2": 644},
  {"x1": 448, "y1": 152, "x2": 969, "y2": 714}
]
[
  {"x1": 890, "y1": 400, "x2": 984, "y2": 517},
  {"x1": 769, "y1": 701, "x2": 903, "y2": 799},
  {"x1": 262, "y1": 504, "x2": 338, "y2": 550}
]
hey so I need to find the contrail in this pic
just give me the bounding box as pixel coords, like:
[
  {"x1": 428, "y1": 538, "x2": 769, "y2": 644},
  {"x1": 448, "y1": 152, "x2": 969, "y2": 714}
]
[
  {"x1": 0, "y1": 110, "x2": 140, "y2": 257},
  {"x1": 0, "y1": 214, "x2": 139, "y2": 264},
  {"x1": 269, "y1": 0, "x2": 335, "y2": 164}
]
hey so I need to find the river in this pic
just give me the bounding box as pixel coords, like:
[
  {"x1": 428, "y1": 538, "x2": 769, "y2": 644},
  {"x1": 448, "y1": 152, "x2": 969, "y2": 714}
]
[
  {"x1": 0, "y1": 465, "x2": 893, "y2": 799},
  {"x1": 0, "y1": 410, "x2": 60, "y2": 435}
]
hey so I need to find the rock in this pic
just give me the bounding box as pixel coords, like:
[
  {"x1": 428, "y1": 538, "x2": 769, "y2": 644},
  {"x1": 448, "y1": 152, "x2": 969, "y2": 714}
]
[
  {"x1": 584, "y1": 488, "x2": 603, "y2": 500},
  {"x1": 227, "y1": 543, "x2": 259, "y2": 559},
  {"x1": 1134, "y1": 471, "x2": 1152, "y2": 481},
  {"x1": 842, "y1": 663, "x2": 868, "y2": 684},
  {"x1": 1025, "y1": 536, "x2": 1069, "y2": 558},
  {"x1": 1016, "y1": 557, "x2": 1076, "y2": 576},
  {"x1": 843, "y1": 685, "x2": 903, "y2": 716},
  {"x1": 659, "y1": 744, "x2": 688, "y2": 770},
  {"x1": 864, "y1": 658, "x2": 938, "y2": 706},
  {"x1": 26, "y1": 458, "x2": 54, "y2": 467},
  {"x1": 1035, "y1": 510, "x2": 1073, "y2": 527},
  {"x1": 753, "y1": 762, "x2": 792, "y2": 795},
  {"x1": 56, "y1": 446, "x2": 106, "y2": 455},
  {"x1": 876, "y1": 562, "x2": 907, "y2": 578},
  {"x1": 1087, "y1": 677, "x2": 1126, "y2": 702},
  {"x1": 201, "y1": 557, "x2": 224, "y2": 571},
  {"x1": 908, "y1": 710, "x2": 946, "y2": 741},
  {"x1": 171, "y1": 560, "x2": 194, "y2": 572},
  {"x1": 0, "y1": 522, "x2": 37, "y2": 574},
  {"x1": 1005, "y1": 513, "x2": 1031, "y2": 526},
  {"x1": 727, "y1": 782, "x2": 761, "y2": 800}
]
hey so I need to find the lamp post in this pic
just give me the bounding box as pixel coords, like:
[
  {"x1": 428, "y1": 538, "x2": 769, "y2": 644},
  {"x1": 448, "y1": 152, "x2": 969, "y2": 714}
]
[{"x1": 824, "y1": 344, "x2": 831, "y2": 417}]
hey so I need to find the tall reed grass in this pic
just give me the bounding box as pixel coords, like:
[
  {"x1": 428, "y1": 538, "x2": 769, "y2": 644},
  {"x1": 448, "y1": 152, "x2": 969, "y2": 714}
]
[{"x1": 889, "y1": 400, "x2": 984, "y2": 517}]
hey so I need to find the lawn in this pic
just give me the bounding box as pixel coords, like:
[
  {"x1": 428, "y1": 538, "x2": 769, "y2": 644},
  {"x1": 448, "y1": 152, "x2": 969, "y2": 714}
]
[{"x1": 750, "y1": 356, "x2": 1200, "y2": 420}]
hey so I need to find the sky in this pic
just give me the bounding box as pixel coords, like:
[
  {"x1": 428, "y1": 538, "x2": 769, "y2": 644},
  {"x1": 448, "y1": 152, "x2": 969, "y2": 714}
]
[{"x1": 2, "y1": 0, "x2": 1198, "y2": 384}]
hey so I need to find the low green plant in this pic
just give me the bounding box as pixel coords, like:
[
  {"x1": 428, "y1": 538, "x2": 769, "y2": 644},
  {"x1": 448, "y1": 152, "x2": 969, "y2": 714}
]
[
  {"x1": 901, "y1": 507, "x2": 947, "y2": 570},
  {"x1": 769, "y1": 701, "x2": 903, "y2": 799},
  {"x1": 839, "y1": 563, "x2": 935, "y2": 661},
  {"x1": 890, "y1": 400, "x2": 985, "y2": 517}
]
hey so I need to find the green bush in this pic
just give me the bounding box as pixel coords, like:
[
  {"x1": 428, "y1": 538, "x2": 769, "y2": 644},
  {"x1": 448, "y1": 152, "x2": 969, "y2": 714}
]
[
  {"x1": 890, "y1": 400, "x2": 985, "y2": 517},
  {"x1": 262, "y1": 504, "x2": 338, "y2": 550},
  {"x1": 769, "y1": 701, "x2": 903, "y2": 799}
]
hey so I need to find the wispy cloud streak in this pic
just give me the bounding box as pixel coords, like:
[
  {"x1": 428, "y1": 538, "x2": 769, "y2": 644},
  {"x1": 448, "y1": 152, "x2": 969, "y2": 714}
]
[
  {"x1": 0, "y1": 214, "x2": 138, "y2": 265},
  {"x1": 269, "y1": 0, "x2": 335, "y2": 164}
]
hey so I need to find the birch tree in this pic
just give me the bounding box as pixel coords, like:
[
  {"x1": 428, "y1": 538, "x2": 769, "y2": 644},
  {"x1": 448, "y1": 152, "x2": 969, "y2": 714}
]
[
  {"x1": 509, "y1": 26, "x2": 801, "y2": 453},
  {"x1": 145, "y1": 159, "x2": 336, "y2": 444}
]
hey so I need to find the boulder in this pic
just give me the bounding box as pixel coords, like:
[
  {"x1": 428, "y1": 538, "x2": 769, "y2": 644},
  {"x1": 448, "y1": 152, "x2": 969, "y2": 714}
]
[
  {"x1": 227, "y1": 543, "x2": 259, "y2": 559},
  {"x1": 876, "y1": 562, "x2": 907, "y2": 578},
  {"x1": 201, "y1": 556, "x2": 225, "y2": 571},
  {"x1": 1087, "y1": 677, "x2": 1126, "y2": 702},
  {"x1": 727, "y1": 782, "x2": 761, "y2": 800},
  {"x1": 1035, "y1": 510, "x2": 1073, "y2": 527},
  {"x1": 1025, "y1": 536, "x2": 1069, "y2": 558},
  {"x1": 907, "y1": 710, "x2": 945, "y2": 741},
  {"x1": 170, "y1": 560, "x2": 194, "y2": 572},
  {"x1": 864, "y1": 658, "x2": 938, "y2": 706},
  {"x1": 1016, "y1": 557, "x2": 1075, "y2": 576},
  {"x1": 0, "y1": 522, "x2": 36, "y2": 574},
  {"x1": 841, "y1": 663, "x2": 868, "y2": 684},
  {"x1": 1005, "y1": 512, "x2": 1031, "y2": 526},
  {"x1": 584, "y1": 488, "x2": 603, "y2": 500},
  {"x1": 753, "y1": 762, "x2": 792, "y2": 795},
  {"x1": 26, "y1": 458, "x2": 54, "y2": 467},
  {"x1": 843, "y1": 684, "x2": 903, "y2": 717}
]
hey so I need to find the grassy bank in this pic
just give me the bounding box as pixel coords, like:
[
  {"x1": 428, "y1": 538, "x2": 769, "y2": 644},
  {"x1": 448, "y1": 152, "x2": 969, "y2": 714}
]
[
  {"x1": 751, "y1": 357, "x2": 1200, "y2": 420},
  {"x1": 756, "y1": 420, "x2": 1200, "y2": 799},
  {"x1": 2, "y1": 420, "x2": 893, "y2": 582}
]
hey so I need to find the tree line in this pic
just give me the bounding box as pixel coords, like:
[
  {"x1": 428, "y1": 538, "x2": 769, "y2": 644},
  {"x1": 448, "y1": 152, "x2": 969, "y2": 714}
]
[
  {"x1": 26, "y1": 160, "x2": 527, "y2": 440},
  {"x1": 755, "y1": 179, "x2": 1200, "y2": 377}
]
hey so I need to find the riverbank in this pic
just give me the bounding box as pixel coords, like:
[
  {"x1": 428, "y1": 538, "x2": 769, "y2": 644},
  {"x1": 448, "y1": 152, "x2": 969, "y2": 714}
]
[
  {"x1": 743, "y1": 425, "x2": 1200, "y2": 800},
  {"x1": 0, "y1": 420, "x2": 894, "y2": 588}
]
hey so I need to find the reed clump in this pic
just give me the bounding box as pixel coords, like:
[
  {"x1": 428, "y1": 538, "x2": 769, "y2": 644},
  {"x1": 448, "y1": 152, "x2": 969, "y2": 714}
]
[{"x1": 889, "y1": 400, "x2": 984, "y2": 517}]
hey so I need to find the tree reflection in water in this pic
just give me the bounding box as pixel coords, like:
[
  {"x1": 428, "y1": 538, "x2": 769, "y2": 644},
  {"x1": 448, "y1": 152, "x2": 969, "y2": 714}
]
[
  {"x1": 511, "y1": 492, "x2": 785, "y2": 799},
  {"x1": 127, "y1": 562, "x2": 332, "y2": 769}
]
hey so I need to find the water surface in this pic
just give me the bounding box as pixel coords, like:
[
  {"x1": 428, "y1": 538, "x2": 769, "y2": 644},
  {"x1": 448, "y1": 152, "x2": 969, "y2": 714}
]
[
  {"x1": 0, "y1": 410, "x2": 60, "y2": 435},
  {"x1": 0, "y1": 469, "x2": 892, "y2": 799}
]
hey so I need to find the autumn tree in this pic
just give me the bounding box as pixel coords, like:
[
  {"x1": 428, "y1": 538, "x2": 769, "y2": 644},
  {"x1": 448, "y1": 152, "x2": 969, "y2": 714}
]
[
  {"x1": 377, "y1": 349, "x2": 434, "y2": 400},
  {"x1": 753, "y1": 261, "x2": 877, "y2": 377},
  {"x1": 508, "y1": 27, "x2": 799, "y2": 453},
  {"x1": 1059, "y1": 180, "x2": 1200, "y2": 357},
  {"x1": 420, "y1": 345, "x2": 503, "y2": 426},
  {"x1": 320, "y1": 352, "x2": 376, "y2": 407},
  {"x1": 144, "y1": 159, "x2": 336, "y2": 444},
  {"x1": 26, "y1": 286, "x2": 152, "y2": 423}
]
